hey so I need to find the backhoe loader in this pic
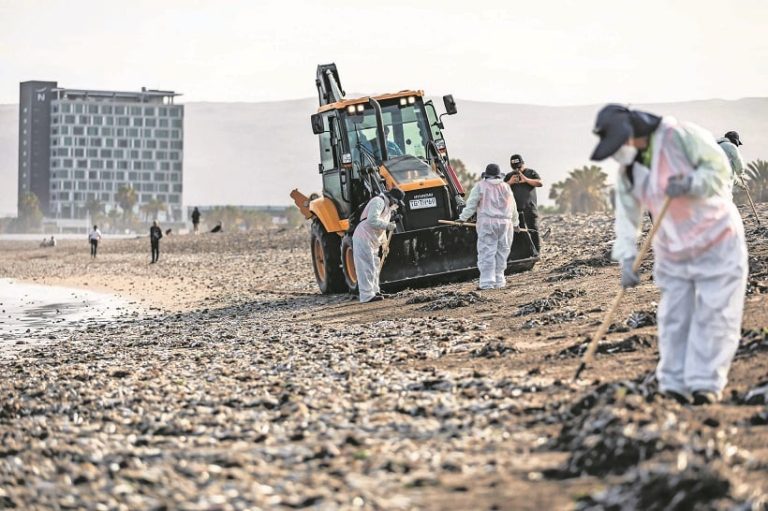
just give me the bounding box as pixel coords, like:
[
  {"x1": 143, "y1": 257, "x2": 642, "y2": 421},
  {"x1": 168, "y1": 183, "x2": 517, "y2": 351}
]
[{"x1": 292, "y1": 63, "x2": 538, "y2": 294}]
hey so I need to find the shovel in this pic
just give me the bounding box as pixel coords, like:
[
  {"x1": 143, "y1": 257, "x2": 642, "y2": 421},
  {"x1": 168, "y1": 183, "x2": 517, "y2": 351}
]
[
  {"x1": 738, "y1": 175, "x2": 762, "y2": 227},
  {"x1": 573, "y1": 196, "x2": 672, "y2": 381},
  {"x1": 438, "y1": 220, "x2": 534, "y2": 232}
]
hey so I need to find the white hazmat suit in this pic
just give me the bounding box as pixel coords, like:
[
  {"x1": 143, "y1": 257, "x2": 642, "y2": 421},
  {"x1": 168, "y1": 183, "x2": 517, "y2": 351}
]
[
  {"x1": 613, "y1": 117, "x2": 748, "y2": 398},
  {"x1": 352, "y1": 194, "x2": 394, "y2": 303},
  {"x1": 459, "y1": 177, "x2": 519, "y2": 289}
]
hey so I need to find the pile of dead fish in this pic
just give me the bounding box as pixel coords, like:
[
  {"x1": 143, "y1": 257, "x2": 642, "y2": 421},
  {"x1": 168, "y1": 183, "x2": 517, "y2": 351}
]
[
  {"x1": 575, "y1": 459, "x2": 764, "y2": 511},
  {"x1": 471, "y1": 338, "x2": 519, "y2": 358},
  {"x1": 522, "y1": 308, "x2": 585, "y2": 329},
  {"x1": 514, "y1": 288, "x2": 586, "y2": 316},
  {"x1": 405, "y1": 291, "x2": 488, "y2": 311},
  {"x1": 736, "y1": 328, "x2": 768, "y2": 358},
  {"x1": 549, "y1": 334, "x2": 655, "y2": 360}
]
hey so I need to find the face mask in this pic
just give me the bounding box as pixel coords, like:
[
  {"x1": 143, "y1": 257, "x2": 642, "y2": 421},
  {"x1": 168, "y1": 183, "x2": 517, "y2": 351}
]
[{"x1": 611, "y1": 145, "x2": 638, "y2": 166}]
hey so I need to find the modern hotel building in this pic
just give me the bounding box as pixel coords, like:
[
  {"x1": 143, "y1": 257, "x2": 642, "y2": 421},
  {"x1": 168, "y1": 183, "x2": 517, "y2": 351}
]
[{"x1": 18, "y1": 81, "x2": 184, "y2": 224}]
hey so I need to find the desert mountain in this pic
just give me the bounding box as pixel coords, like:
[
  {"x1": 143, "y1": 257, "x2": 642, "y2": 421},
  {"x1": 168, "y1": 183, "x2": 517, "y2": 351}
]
[{"x1": 1, "y1": 97, "x2": 766, "y2": 216}]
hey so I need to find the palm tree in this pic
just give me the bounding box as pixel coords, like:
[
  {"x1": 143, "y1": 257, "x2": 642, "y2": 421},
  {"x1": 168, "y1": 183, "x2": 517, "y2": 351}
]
[
  {"x1": 18, "y1": 192, "x2": 43, "y2": 231},
  {"x1": 140, "y1": 197, "x2": 166, "y2": 221},
  {"x1": 116, "y1": 185, "x2": 138, "y2": 221},
  {"x1": 735, "y1": 159, "x2": 768, "y2": 203},
  {"x1": 549, "y1": 165, "x2": 609, "y2": 214},
  {"x1": 450, "y1": 158, "x2": 477, "y2": 197},
  {"x1": 85, "y1": 197, "x2": 104, "y2": 221}
]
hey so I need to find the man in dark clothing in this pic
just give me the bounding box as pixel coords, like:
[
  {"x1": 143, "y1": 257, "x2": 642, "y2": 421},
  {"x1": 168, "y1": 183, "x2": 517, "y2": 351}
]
[
  {"x1": 504, "y1": 154, "x2": 543, "y2": 252},
  {"x1": 191, "y1": 207, "x2": 201, "y2": 234},
  {"x1": 150, "y1": 220, "x2": 163, "y2": 263}
]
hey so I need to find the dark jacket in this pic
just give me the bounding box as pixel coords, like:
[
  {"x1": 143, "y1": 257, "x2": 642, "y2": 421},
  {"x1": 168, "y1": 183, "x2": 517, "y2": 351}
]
[{"x1": 150, "y1": 226, "x2": 163, "y2": 243}]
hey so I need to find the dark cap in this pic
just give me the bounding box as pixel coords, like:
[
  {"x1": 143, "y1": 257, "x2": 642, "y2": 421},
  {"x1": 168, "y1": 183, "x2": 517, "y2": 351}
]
[
  {"x1": 510, "y1": 154, "x2": 524, "y2": 168},
  {"x1": 386, "y1": 187, "x2": 405, "y2": 205},
  {"x1": 590, "y1": 104, "x2": 633, "y2": 161},
  {"x1": 483, "y1": 163, "x2": 501, "y2": 178},
  {"x1": 724, "y1": 131, "x2": 742, "y2": 146}
]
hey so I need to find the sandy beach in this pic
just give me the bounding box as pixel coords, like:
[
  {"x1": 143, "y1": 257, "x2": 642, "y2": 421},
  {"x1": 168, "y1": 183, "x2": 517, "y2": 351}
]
[{"x1": 0, "y1": 206, "x2": 766, "y2": 510}]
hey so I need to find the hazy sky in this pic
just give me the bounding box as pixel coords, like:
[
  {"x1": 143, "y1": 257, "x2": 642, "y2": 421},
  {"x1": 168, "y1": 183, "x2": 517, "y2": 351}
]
[{"x1": 1, "y1": 0, "x2": 766, "y2": 106}]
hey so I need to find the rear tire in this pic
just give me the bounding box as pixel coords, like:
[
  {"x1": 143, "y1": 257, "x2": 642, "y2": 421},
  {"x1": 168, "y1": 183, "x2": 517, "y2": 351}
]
[
  {"x1": 340, "y1": 235, "x2": 359, "y2": 294},
  {"x1": 310, "y1": 219, "x2": 346, "y2": 294}
]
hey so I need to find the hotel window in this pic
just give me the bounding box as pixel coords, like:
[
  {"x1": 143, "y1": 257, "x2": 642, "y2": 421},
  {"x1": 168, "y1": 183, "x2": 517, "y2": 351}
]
[
  {"x1": 142, "y1": 150, "x2": 152, "y2": 159},
  {"x1": 127, "y1": 128, "x2": 138, "y2": 137},
  {"x1": 90, "y1": 138, "x2": 102, "y2": 147},
  {"x1": 117, "y1": 117, "x2": 129, "y2": 126},
  {"x1": 159, "y1": 118, "x2": 169, "y2": 128},
  {"x1": 87, "y1": 149, "x2": 98, "y2": 158},
  {"x1": 172, "y1": 119, "x2": 183, "y2": 128},
  {"x1": 87, "y1": 127, "x2": 98, "y2": 136},
  {"x1": 75, "y1": 104, "x2": 84, "y2": 114},
  {"x1": 77, "y1": 160, "x2": 87, "y2": 169},
  {"x1": 79, "y1": 115, "x2": 89, "y2": 124},
  {"x1": 130, "y1": 107, "x2": 141, "y2": 116},
  {"x1": 145, "y1": 118, "x2": 156, "y2": 128},
  {"x1": 63, "y1": 159, "x2": 73, "y2": 168},
  {"x1": 132, "y1": 139, "x2": 142, "y2": 149},
  {"x1": 88, "y1": 105, "x2": 98, "y2": 114},
  {"x1": 130, "y1": 150, "x2": 139, "y2": 159},
  {"x1": 145, "y1": 140, "x2": 157, "y2": 149},
  {"x1": 101, "y1": 105, "x2": 113, "y2": 115},
  {"x1": 133, "y1": 161, "x2": 142, "y2": 170},
  {"x1": 61, "y1": 104, "x2": 71, "y2": 113},
  {"x1": 170, "y1": 107, "x2": 181, "y2": 118},
  {"x1": 159, "y1": 107, "x2": 168, "y2": 116},
  {"x1": 93, "y1": 116, "x2": 103, "y2": 126},
  {"x1": 100, "y1": 149, "x2": 112, "y2": 158},
  {"x1": 89, "y1": 171, "x2": 98, "y2": 179},
  {"x1": 144, "y1": 107, "x2": 155, "y2": 116},
  {"x1": 117, "y1": 139, "x2": 129, "y2": 148},
  {"x1": 114, "y1": 106, "x2": 125, "y2": 115},
  {"x1": 142, "y1": 129, "x2": 152, "y2": 138},
  {"x1": 74, "y1": 148, "x2": 85, "y2": 157},
  {"x1": 65, "y1": 115, "x2": 76, "y2": 124},
  {"x1": 106, "y1": 116, "x2": 114, "y2": 126},
  {"x1": 106, "y1": 160, "x2": 114, "y2": 169},
  {"x1": 101, "y1": 127, "x2": 112, "y2": 136},
  {"x1": 132, "y1": 117, "x2": 143, "y2": 127},
  {"x1": 73, "y1": 126, "x2": 84, "y2": 135}
]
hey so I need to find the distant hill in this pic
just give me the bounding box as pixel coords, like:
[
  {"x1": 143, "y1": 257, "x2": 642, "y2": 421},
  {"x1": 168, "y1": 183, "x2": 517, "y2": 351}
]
[{"x1": 1, "y1": 97, "x2": 767, "y2": 216}]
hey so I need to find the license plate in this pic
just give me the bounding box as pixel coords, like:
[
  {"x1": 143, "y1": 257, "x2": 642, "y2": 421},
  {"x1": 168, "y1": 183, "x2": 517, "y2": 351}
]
[{"x1": 409, "y1": 197, "x2": 437, "y2": 210}]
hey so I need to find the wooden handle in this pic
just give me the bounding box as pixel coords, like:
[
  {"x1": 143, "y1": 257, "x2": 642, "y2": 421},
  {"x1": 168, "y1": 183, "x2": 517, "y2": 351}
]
[{"x1": 576, "y1": 196, "x2": 672, "y2": 376}]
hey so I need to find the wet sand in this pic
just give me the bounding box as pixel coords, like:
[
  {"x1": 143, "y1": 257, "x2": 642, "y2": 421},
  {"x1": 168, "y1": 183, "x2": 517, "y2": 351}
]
[{"x1": 0, "y1": 207, "x2": 766, "y2": 510}]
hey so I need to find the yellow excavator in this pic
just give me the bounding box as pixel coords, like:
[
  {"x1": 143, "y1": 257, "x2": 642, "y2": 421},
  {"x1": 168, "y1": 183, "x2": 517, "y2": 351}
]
[{"x1": 292, "y1": 63, "x2": 538, "y2": 294}]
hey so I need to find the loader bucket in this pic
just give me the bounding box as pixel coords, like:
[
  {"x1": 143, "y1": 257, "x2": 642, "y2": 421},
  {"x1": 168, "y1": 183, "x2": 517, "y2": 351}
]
[{"x1": 379, "y1": 224, "x2": 538, "y2": 290}]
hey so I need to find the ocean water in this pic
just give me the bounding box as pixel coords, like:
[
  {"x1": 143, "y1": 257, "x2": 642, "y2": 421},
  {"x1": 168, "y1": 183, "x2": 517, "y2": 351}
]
[{"x1": 0, "y1": 279, "x2": 132, "y2": 342}]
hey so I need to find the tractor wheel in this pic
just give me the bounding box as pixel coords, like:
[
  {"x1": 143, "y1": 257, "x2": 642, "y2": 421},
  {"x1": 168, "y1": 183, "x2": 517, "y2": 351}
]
[
  {"x1": 310, "y1": 219, "x2": 346, "y2": 294},
  {"x1": 340, "y1": 235, "x2": 359, "y2": 294}
]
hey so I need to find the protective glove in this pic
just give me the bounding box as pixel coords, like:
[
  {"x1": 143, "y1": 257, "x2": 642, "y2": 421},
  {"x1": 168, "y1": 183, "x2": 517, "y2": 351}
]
[
  {"x1": 620, "y1": 257, "x2": 640, "y2": 289},
  {"x1": 666, "y1": 174, "x2": 693, "y2": 197},
  {"x1": 386, "y1": 222, "x2": 396, "y2": 232},
  {"x1": 514, "y1": 225, "x2": 522, "y2": 233}
]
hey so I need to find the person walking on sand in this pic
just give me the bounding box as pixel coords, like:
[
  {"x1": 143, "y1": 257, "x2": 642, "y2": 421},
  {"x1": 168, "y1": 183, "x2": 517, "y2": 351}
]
[
  {"x1": 590, "y1": 104, "x2": 747, "y2": 405},
  {"x1": 457, "y1": 163, "x2": 520, "y2": 290},
  {"x1": 88, "y1": 225, "x2": 102, "y2": 258},
  {"x1": 149, "y1": 220, "x2": 163, "y2": 264},
  {"x1": 191, "y1": 207, "x2": 201, "y2": 234}
]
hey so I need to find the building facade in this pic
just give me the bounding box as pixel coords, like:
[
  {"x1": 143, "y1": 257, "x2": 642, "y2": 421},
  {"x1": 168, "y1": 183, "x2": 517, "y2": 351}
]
[{"x1": 18, "y1": 81, "x2": 184, "y2": 223}]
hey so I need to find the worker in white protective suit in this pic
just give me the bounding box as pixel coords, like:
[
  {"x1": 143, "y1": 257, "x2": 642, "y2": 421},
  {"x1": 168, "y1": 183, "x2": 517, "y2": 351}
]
[
  {"x1": 352, "y1": 187, "x2": 405, "y2": 303},
  {"x1": 591, "y1": 104, "x2": 748, "y2": 405},
  {"x1": 716, "y1": 130, "x2": 746, "y2": 196},
  {"x1": 458, "y1": 163, "x2": 520, "y2": 290}
]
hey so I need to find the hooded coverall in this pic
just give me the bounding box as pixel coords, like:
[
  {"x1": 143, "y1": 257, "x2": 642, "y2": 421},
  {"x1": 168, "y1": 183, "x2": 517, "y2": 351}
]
[
  {"x1": 459, "y1": 177, "x2": 519, "y2": 289},
  {"x1": 613, "y1": 117, "x2": 748, "y2": 396},
  {"x1": 716, "y1": 137, "x2": 746, "y2": 195},
  {"x1": 352, "y1": 194, "x2": 393, "y2": 302}
]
